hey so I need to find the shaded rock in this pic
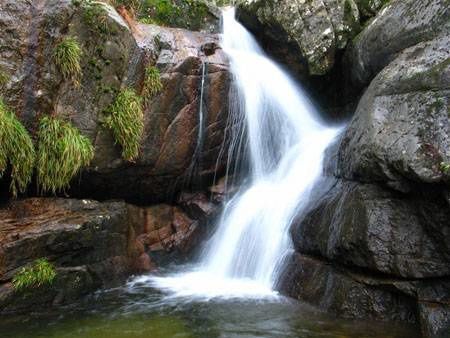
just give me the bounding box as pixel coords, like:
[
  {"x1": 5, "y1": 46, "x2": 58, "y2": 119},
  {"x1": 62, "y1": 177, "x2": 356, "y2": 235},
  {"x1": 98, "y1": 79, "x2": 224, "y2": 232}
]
[
  {"x1": 0, "y1": 0, "x2": 231, "y2": 202},
  {"x1": 277, "y1": 253, "x2": 418, "y2": 323},
  {"x1": 338, "y1": 35, "x2": 450, "y2": 186},
  {"x1": 237, "y1": 0, "x2": 360, "y2": 75},
  {"x1": 345, "y1": 0, "x2": 450, "y2": 91},
  {"x1": 420, "y1": 303, "x2": 450, "y2": 338},
  {"x1": 0, "y1": 195, "x2": 219, "y2": 313},
  {"x1": 354, "y1": 0, "x2": 389, "y2": 19},
  {"x1": 292, "y1": 180, "x2": 450, "y2": 279}
]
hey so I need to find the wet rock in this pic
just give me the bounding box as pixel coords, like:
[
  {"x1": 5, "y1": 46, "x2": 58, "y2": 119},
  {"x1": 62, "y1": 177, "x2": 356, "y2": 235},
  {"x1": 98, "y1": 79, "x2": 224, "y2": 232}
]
[
  {"x1": 292, "y1": 180, "x2": 450, "y2": 279},
  {"x1": 338, "y1": 35, "x2": 450, "y2": 186},
  {"x1": 0, "y1": 0, "x2": 231, "y2": 202},
  {"x1": 277, "y1": 253, "x2": 418, "y2": 323},
  {"x1": 0, "y1": 196, "x2": 219, "y2": 313},
  {"x1": 345, "y1": 0, "x2": 450, "y2": 91},
  {"x1": 237, "y1": 0, "x2": 360, "y2": 75}
]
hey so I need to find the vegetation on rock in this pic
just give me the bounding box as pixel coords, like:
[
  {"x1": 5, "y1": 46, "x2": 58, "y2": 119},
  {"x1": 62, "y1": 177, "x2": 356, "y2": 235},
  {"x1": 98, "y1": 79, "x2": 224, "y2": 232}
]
[
  {"x1": 0, "y1": 98, "x2": 35, "y2": 197},
  {"x1": 74, "y1": 0, "x2": 111, "y2": 35},
  {"x1": 36, "y1": 116, "x2": 94, "y2": 194},
  {"x1": 104, "y1": 88, "x2": 144, "y2": 161},
  {"x1": 54, "y1": 37, "x2": 83, "y2": 83},
  {"x1": 138, "y1": 0, "x2": 212, "y2": 30},
  {"x1": 441, "y1": 162, "x2": 450, "y2": 174},
  {"x1": 143, "y1": 65, "x2": 163, "y2": 98},
  {"x1": 12, "y1": 258, "x2": 56, "y2": 291},
  {"x1": 111, "y1": 0, "x2": 142, "y2": 12},
  {"x1": 0, "y1": 69, "x2": 9, "y2": 92}
]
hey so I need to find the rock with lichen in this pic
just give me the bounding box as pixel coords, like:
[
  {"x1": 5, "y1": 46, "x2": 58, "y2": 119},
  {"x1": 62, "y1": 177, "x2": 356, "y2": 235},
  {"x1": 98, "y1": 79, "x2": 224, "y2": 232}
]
[{"x1": 237, "y1": 0, "x2": 360, "y2": 75}]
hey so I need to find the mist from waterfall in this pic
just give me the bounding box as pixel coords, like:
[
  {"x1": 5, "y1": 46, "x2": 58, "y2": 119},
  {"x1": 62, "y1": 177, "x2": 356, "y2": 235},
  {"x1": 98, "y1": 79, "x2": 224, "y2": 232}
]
[{"x1": 145, "y1": 8, "x2": 342, "y2": 298}]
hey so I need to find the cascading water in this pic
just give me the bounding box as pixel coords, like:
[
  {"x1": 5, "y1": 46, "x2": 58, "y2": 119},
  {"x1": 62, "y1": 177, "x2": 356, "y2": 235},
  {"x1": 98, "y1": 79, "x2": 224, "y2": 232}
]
[{"x1": 145, "y1": 8, "x2": 342, "y2": 298}]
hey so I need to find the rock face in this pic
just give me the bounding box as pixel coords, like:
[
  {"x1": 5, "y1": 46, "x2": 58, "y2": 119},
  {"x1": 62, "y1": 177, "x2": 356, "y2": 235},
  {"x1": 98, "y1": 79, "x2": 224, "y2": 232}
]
[
  {"x1": 237, "y1": 0, "x2": 360, "y2": 75},
  {"x1": 345, "y1": 0, "x2": 450, "y2": 91},
  {"x1": 281, "y1": 0, "x2": 450, "y2": 337},
  {"x1": 0, "y1": 193, "x2": 220, "y2": 313},
  {"x1": 0, "y1": 0, "x2": 230, "y2": 202}
]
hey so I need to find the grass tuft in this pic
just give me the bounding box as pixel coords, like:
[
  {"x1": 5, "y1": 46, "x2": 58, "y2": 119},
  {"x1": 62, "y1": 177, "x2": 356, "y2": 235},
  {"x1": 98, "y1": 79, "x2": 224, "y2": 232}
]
[
  {"x1": 12, "y1": 258, "x2": 56, "y2": 291},
  {"x1": 0, "y1": 69, "x2": 9, "y2": 91},
  {"x1": 441, "y1": 162, "x2": 450, "y2": 174},
  {"x1": 54, "y1": 37, "x2": 83, "y2": 83},
  {"x1": 104, "y1": 89, "x2": 144, "y2": 161},
  {"x1": 143, "y1": 65, "x2": 163, "y2": 98},
  {"x1": 0, "y1": 98, "x2": 35, "y2": 197},
  {"x1": 36, "y1": 116, "x2": 94, "y2": 194}
]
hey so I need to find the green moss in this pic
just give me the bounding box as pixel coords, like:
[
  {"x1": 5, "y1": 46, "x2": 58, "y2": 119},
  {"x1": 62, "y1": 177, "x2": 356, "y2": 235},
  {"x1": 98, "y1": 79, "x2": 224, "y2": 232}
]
[
  {"x1": 54, "y1": 37, "x2": 83, "y2": 83},
  {"x1": 143, "y1": 66, "x2": 163, "y2": 98},
  {"x1": 0, "y1": 98, "x2": 35, "y2": 197},
  {"x1": 104, "y1": 89, "x2": 144, "y2": 161},
  {"x1": 12, "y1": 258, "x2": 56, "y2": 291},
  {"x1": 36, "y1": 116, "x2": 94, "y2": 194}
]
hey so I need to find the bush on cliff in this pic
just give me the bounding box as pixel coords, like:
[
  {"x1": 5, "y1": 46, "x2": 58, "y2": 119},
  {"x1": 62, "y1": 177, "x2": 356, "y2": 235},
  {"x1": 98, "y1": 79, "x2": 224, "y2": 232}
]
[
  {"x1": 12, "y1": 259, "x2": 56, "y2": 291},
  {"x1": 104, "y1": 88, "x2": 144, "y2": 161},
  {"x1": 143, "y1": 65, "x2": 163, "y2": 98},
  {"x1": 54, "y1": 37, "x2": 83, "y2": 83},
  {"x1": 0, "y1": 98, "x2": 35, "y2": 197},
  {"x1": 36, "y1": 116, "x2": 94, "y2": 194}
]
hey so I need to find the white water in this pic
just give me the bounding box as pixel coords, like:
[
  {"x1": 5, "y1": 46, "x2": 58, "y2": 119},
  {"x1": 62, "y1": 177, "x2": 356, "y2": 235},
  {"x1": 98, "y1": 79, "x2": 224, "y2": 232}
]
[{"x1": 146, "y1": 8, "x2": 341, "y2": 299}]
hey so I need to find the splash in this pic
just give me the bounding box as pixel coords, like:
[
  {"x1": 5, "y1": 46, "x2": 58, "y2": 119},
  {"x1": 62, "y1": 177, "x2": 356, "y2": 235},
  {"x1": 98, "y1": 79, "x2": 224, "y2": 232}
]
[{"x1": 146, "y1": 8, "x2": 341, "y2": 298}]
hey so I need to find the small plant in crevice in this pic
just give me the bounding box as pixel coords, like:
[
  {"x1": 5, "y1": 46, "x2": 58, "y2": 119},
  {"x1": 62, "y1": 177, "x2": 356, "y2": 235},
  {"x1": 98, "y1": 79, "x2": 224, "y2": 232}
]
[
  {"x1": 54, "y1": 37, "x2": 83, "y2": 83},
  {"x1": 36, "y1": 116, "x2": 94, "y2": 194},
  {"x1": 440, "y1": 162, "x2": 450, "y2": 174},
  {"x1": 0, "y1": 98, "x2": 35, "y2": 197},
  {"x1": 0, "y1": 69, "x2": 9, "y2": 92},
  {"x1": 12, "y1": 258, "x2": 57, "y2": 291},
  {"x1": 104, "y1": 88, "x2": 144, "y2": 162},
  {"x1": 75, "y1": 0, "x2": 112, "y2": 35},
  {"x1": 142, "y1": 65, "x2": 163, "y2": 99}
]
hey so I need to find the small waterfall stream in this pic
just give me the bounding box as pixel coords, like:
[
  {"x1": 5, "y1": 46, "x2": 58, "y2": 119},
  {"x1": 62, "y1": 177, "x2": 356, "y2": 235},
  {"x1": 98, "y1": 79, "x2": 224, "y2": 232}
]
[{"x1": 147, "y1": 8, "x2": 342, "y2": 298}]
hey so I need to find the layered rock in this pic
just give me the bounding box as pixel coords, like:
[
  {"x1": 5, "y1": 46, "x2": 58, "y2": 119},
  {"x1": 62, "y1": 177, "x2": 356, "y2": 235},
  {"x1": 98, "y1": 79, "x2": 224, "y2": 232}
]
[
  {"x1": 281, "y1": 0, "x2": 450, "y2": 337},
  {"x1": 0, "y1": 0, "x2": 230, "y2": 202},
  {"x1": 0, "y1": 192, "x2": 220, "y2": 313}
]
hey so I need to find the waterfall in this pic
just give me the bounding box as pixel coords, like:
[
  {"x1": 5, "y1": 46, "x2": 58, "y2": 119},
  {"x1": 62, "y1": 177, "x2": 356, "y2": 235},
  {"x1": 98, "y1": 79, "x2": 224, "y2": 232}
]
[{"x1": 146, "y1": 8, "x2": 342, "y2": 298}]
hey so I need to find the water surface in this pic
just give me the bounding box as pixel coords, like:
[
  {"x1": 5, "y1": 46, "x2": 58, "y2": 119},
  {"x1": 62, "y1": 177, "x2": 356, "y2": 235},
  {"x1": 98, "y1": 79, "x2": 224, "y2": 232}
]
[{"x1": 0, "y1": 269, "x2": 420, "y2": 338}]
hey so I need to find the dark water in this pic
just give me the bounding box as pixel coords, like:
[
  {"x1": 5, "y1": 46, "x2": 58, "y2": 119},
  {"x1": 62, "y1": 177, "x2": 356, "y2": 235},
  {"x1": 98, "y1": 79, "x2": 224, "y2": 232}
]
[{"x1": 0, "y1": 272, "x2": 420, "y2": 338}]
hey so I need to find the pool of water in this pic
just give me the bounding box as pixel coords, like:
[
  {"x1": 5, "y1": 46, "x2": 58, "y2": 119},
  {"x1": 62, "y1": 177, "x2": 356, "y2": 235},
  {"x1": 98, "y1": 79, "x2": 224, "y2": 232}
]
[{"x1": 0, "y1": 269, "x2": 420, "y2": 338}]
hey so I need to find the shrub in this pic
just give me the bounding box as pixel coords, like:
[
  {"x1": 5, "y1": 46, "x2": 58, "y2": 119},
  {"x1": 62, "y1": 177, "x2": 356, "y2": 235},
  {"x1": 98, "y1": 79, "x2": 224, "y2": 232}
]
[
  {"x1": 0, "y1": 98, "x2": 35, "y2": 197},
  {"x1": 140, "y1": 0, "x2": 181, "y2": 26},
  {"x1": 104, "y1": 89, "x2": 144, "y2": 161},
  {"x1": 111, "y1": 0, "x2": 142, "y2": 12},
  {"x1": 441, "y1": 162, "x2": 450, "y2": 174},
  {"x1": 76, "y1": 0, "x2": 111, "y2": 34},
  {"x1": 139, "y1": 0, "x2": 210, "y2": 29},
  {"x1": 143, "y1": 65, "x2": 163, "y2": 98},
  {"x1": 54, "y1": 37, "x2": 83, "y2": 83},
  {"x1": 12, "y1": 258, "x2": 56, "y2": 291},
  {"x1": 36, "y1": 116, "x2": 94, "y2": 194}
]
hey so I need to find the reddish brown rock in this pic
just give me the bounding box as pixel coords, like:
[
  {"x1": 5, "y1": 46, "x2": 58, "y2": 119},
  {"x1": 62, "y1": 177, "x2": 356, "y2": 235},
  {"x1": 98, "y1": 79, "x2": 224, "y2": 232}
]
[
  {"x1": 0, "y1": 1, "x2": 231, "y2": 202},
  {"x1": 0, "y1": 194, "x2": 221, "y2": 313}
]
